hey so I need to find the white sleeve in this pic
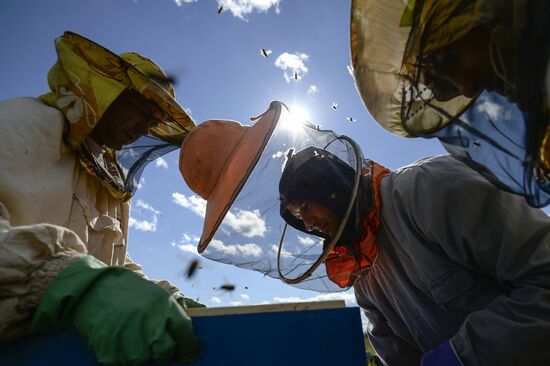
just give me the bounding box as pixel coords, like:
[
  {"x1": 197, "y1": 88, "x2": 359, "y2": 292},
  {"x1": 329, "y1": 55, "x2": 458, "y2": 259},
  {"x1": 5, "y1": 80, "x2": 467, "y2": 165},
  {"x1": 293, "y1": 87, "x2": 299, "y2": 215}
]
[{"x1": 0, "y1": 203, "x2": 87, "y2": 344}]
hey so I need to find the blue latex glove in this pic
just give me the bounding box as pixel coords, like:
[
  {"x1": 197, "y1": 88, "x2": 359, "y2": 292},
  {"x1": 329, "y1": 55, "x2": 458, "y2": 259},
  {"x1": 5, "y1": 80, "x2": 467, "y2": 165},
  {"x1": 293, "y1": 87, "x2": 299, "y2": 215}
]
[{"x1": 421, "y1": 341, "x2": 462, "y2": 366}]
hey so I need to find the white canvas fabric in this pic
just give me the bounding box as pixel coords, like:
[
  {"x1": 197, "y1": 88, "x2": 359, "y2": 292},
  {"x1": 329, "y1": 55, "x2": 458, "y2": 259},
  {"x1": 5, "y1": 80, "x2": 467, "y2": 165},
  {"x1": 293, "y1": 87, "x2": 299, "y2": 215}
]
[{"x1": 0, "y1": 98, "x2": 178, "y2": 344}]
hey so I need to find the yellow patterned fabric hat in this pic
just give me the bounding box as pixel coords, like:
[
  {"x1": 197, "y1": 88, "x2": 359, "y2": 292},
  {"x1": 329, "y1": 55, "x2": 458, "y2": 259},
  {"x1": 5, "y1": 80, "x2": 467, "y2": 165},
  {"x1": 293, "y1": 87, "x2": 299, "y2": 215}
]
[
  {"x1": 350, "y1": 0, "x2": 525, "y2": 137},
  {"x1": 41, "y1": 31, "x2": 194, "y2": 149},
  {"x1": 350, "y1": 0, "x2": 472, "y2": 136},
  {"x1": 40, "y1": 31, "x2": 195, "y2": 200}
]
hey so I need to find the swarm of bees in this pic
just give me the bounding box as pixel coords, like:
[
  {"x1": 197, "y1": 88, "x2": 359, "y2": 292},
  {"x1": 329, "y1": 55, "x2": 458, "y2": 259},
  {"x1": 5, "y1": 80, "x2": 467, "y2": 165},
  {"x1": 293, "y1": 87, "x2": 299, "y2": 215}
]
[{"x1": 185, "y1": 258, "x2": 241, "y2": 294}]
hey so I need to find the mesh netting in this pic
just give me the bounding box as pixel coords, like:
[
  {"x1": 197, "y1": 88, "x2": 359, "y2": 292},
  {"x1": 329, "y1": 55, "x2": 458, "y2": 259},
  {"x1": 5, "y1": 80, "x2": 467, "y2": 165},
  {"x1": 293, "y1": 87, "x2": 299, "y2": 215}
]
[
  {"x1": 117, "y1": 135, "x2": 180, "y2": 193},
  {"x1": 80, "y1": 134, "x2": 181, "y2": 201},
  {"x1": 433, "y1": 90, "x2": 550, "y2": 207},
  {"x1": 201, "y1": 103, "x2": 362, "y2": 292}
]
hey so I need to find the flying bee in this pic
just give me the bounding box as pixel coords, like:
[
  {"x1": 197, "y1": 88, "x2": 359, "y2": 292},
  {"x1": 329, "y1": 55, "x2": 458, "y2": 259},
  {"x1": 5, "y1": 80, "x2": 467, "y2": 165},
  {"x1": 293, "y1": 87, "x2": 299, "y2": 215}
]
[
  {"x1": 218, "y1": 283, "x2": 236, "y2": 292},
  {"x1": 346, "y1": 117, "x2": 355, "y2": 122},
  {"x1": 145, "y1": 72, "x2": 178, "y2": 86},
  {"x1": 260, "y1": 48, "x2": 272, "y2": 58},
  {"x1": 332, "y1": 103, "x2": 338, "y2": 110},
  {"x1": 217, "y1": 5, "x2": 224, "y2": 14},
  {"x1": 186, "y1": 259, "x2": 200, "y2": 279}
]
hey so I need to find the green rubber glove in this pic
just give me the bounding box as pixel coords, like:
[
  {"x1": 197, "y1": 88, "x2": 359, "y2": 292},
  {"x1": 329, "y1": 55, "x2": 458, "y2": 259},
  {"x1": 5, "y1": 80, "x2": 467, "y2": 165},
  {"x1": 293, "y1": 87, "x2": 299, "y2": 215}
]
[
  {"x1": 174, "y1": 294, "x2": 206, "y2": 309},
  {"x1": 30, "y1": 256, "x2": 199, "y2": 365}
]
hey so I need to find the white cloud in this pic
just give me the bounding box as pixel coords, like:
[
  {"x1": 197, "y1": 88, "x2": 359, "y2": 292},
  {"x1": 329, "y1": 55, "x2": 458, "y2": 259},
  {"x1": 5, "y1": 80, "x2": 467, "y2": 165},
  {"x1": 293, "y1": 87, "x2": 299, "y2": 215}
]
[
  {"x1": 182, "y1": 233, "x2": 200, "y2": 242},
  {"x1": 230, "y1": 301, "x2": 243, "y2": 306},
  {"x1": 476, "y1": 98, "x2": 513, "y2": 121},
  {"x1": 172, "y1": 192, "x2": 207, "y2": 217},
  {"x1": 222, "y1": 208, "x2": 266, "y2": 237},
  {"x1": 272, "y1": 292, "x2": 357, "y2": 306},
  {"x1": 209, "y1": 239, "x2": 263, "y2": 257},
  {"x1": 240, "y1": 294, "x2": 250, "y2": 300},
  {"x1": 129, "y1": 216, "x2": 157, "y2": 232},
  {"x1": 274, "y1": 52, "x2": 309, "y2": 82},
  {"x1": 173, "y1": 232, "x2": 201, "y2": 253},
  {"x1": 218, "y1": 0, "x2": 281, "y2": 20},
  {"x1": 130, "y1": 199, "x2": 160, "y2": 232},
  {"x1": 177, "y1": 243, "x2": 198, "y2": 254},
  {"x1": 271, "y1": 244, "x2": 293, "y2": 258},
  {"x1": 306, "y1": 85, "x2": 319, "y2": 97},
  {"x1": 237, "y1": 243, "x2": 263, "y2": 256},
  {"x1": 207, "y1": 239, "x2": 234, "y2": 254},
  {"x1": 297, "y1": 236, "x2": 315, "y2": 246},
  {"x1": 137, "y1": 177, "x2": 145, "y2": 189},
  {"x1": 172, "y1": 193, "x2": 266, "y2": 238},
  {"x1": 273, "y1": 148, "x2": 293, "y2": 172},
  {"x1": 155, "y1": 157, "x2": 168, "y2": 169},
  {"x1": 210, "y1": 296, "x2": 222, "y2": 304},
  {"x1": 136, "y1": 199, "x2": 160, "y2": 215},
  {"x1": 174, "y1": 0, "x2": 197, "y2": 6},
  {"x1": 260, "y1": 48, "x2": 272, "y2": 57}
]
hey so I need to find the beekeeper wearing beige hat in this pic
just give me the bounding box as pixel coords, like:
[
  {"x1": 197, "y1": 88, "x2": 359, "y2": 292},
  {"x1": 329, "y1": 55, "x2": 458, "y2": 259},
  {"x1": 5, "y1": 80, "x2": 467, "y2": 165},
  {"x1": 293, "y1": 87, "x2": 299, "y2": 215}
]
[
  {"x1": 179, "y1": 101, "x2": 367, "y2": 291},
  {"x1": 177, "y1": 2, "x2": 550, "y2": 364},
  {"x1": 179, "y1": 99, "x2": 550, "y2": 366},
  {"x1": 0, "y1": 32, "x2": 199, "y2": 365}
]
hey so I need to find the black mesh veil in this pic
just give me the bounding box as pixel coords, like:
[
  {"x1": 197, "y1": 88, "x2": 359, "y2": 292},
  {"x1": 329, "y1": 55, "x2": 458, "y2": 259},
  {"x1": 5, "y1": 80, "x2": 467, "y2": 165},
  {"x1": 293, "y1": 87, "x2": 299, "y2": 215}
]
[{"x1": 80, "y1": 121, "x2": 187, "y2": 201}]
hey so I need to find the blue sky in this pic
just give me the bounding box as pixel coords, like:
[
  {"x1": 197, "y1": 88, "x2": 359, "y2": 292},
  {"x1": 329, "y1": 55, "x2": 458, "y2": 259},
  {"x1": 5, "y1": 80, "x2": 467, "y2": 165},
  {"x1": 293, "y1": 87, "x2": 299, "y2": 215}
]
[{"x1": 1, "y1": 0, "x2": 448, "y2": 323}]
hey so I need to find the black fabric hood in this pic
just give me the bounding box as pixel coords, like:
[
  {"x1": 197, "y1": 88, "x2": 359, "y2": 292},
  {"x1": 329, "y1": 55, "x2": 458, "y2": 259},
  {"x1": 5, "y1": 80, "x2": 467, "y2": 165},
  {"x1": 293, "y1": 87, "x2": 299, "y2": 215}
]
[{"x1": 279, "y1": 146, "x2": 372, "y2": 245}]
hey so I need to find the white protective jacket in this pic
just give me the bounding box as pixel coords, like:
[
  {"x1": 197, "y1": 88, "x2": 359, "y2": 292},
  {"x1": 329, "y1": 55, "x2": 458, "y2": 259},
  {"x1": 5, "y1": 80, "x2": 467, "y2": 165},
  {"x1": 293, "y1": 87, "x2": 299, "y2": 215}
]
[{"x1": 0, "y1": 97, "x2": 177, "y2": 343}]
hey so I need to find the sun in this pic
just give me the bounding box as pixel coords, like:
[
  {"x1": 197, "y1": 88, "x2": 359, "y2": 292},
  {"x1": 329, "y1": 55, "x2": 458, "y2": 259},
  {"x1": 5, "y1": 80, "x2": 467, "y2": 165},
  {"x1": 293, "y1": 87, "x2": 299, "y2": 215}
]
[
  {"x1": 289, "y1": 104, "x2": 312, "y2": 123},
  {"x1": 277, "y1": 103, "x2": 311, "y2": 136}
]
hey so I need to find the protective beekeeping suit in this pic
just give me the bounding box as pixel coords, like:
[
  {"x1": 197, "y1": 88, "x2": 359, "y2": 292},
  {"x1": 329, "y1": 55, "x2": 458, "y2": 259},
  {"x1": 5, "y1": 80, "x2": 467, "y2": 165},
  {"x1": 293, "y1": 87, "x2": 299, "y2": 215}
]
[
  {"x1": 279, "y1": 147, "x2": 550, "y2": 366},
  {"x1": 0, "y1": 32, "x2": 198, "y2": 365},
  {"x1": 180, "y1": 101, "x2": 550, "y2": 365}
]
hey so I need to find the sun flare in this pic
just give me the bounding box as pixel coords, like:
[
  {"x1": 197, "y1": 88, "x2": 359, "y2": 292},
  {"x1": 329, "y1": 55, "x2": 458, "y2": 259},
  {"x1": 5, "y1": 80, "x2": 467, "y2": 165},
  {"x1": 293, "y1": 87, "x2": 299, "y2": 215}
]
[
  {"x1": 278, "y1": 103, "x2": 311, "y2": 136},
  {"x1": 289, "y1": 104, "x2": 312, "y2": 123}
]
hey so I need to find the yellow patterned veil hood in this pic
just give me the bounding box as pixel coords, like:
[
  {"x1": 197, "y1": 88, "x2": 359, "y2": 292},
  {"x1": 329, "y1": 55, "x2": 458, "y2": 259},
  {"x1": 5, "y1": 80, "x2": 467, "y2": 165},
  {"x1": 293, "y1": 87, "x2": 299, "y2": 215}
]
[
  {"x1": 40, "y1": 31, "x2": 195, "y2": 201},
  {"x1": 350, "y1": 0, "x2": 525, "y2": 137}
]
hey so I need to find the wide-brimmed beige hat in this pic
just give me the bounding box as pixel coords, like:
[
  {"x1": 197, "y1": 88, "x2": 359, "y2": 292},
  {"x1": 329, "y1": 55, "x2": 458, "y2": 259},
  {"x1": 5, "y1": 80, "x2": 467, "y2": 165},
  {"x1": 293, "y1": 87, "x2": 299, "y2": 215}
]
[
  {"x1": 179, "y1": 102, "x2": 281, "y2": 252},
  {"x1": 350, "y1": 0, "x2": 472, "y2": 137}
]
